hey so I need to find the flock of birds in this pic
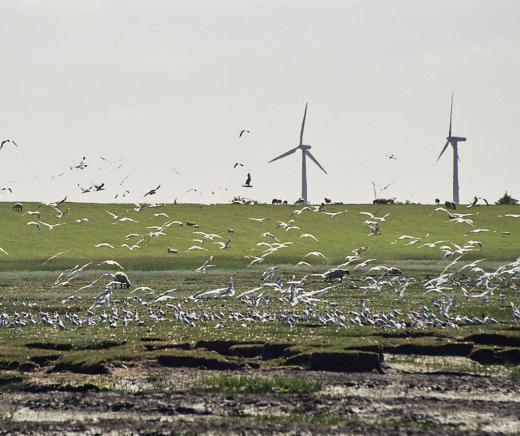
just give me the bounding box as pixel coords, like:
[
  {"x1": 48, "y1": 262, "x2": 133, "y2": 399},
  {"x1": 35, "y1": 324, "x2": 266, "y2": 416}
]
[
  {"x1": 0, "y1": 133, "x2": 259, "y2": 202},
  {"x1": 1, "y1": 199, "x2": 520, "y2": 333}
]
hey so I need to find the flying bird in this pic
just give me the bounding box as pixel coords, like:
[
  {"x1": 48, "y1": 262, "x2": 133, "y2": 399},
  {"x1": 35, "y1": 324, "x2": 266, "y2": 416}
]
[
  {"x1": 243, "y1": 173, "x2": 252, "y2": 187},
  {"x1": 0, "y1": 139, "x2": 18, "y2": 150},
  {"x1": 144, "y1": 185, "x2": 161, "y2": 197},
  {"x1": 239, "y1": 129, "x2": 251, "y2": 138}
]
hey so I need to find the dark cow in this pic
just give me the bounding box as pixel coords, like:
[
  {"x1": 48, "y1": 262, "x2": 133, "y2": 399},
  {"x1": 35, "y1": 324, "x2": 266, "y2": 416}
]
[
  {"x1": 444, "y1": 201, "x2": 457, "y2": 210},
  {"x1": 282, "y1": 200, "x2": 288, "y2": 205},
  {"x1": 272, "y1": 198, "x2": 282, "y2": 205},
  {"x1": 324, "y1": 269, "x2": 349, "y2": 283},
  {"x1": 12, "y1": 203, "x2": 22, "y2": 212},
  {"x1": 324, "y1": 198, "x2": 332, "y2": 204},
  {"x1": 112, "y1": 272, "x2": 131, "y2": 289},
  {"x1": 373, "y1": 198, "x2": 395, "y2": 205},
  {"x1": 435, "y1": 198, "x2": 440, "y2": 205}
]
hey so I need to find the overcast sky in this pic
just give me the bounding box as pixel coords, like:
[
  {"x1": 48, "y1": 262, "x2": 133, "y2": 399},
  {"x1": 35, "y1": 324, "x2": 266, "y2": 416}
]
[{"x1": 0, "y1": 0, "x2": 519, "y2": 205}]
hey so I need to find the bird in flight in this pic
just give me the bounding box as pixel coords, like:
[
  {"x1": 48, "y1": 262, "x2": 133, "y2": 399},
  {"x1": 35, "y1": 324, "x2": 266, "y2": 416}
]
[
  {"x1": 144, "y1": 185, "x2": 161, "y2": 197},
  {"x1": 239, "y1": 129, "x2": 251, "y2": 138},
  {"x1": 388, "y1": 154, "x2": 397, "y2": 160},
  {"x1": 233, "y1": 162, "x2": 244, "y2": 169},
  {"x1": 243, "y1": 173, "x2": 252, "y2": 187},
  {"x1": 0, "y1": 139, "x2": 18, "y2": 150}
]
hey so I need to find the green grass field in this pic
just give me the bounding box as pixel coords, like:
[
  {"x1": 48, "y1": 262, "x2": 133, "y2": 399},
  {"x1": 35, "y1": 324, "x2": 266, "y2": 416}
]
[
  {"x1": 0, "y1": 201, "x2": 519, "y2": 377},
  {"x1": 1, "y1": 202, "x2": 519, "y2": 271}
]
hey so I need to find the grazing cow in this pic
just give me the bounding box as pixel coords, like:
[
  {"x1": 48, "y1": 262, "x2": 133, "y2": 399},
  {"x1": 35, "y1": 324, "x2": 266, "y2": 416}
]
[
  {"x1": 272, "y1": 198, "x2": 282, "y2": 205},
  {"x1": 282, "y1": 200, "x2": 288, "y2": 205},
  {"x1": 373, "y1": 198, "x2": 394, "y2": 205},
  {"x1": 324, "y1": 198, "x2": 332, "y2": 204},
  {"x1": 444, "y1": 201, "x2": 457, "y2": 210},
  {"x1": 112, "y1": 272, "x2": 131, "y2": 289},
  {"x1": 324, "y1": 269, "x2": 349, "y2": 283},
  {"x1": 12, "y1": 203, "x2": 22, "y2": 212}
]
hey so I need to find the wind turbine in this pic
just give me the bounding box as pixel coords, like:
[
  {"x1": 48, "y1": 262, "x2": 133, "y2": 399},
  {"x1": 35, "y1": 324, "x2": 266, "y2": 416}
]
[
  {"x1": 268, "y1": 103, "x2": 327, "y2": 205},
  {"x1": 437, "y1": 93, "x2": 467, "y2": 205}
]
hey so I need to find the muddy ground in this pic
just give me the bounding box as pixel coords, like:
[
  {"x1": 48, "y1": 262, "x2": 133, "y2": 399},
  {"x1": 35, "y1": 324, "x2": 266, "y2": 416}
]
[{"x1": 0, "y1": 357, "x2": 519, "y2": 435}]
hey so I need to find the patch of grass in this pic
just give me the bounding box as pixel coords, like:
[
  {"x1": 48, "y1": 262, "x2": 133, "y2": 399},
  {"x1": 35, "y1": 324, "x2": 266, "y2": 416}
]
[
  {"x1": 0, "y1": 373, "x2": 28, "y2": 391},
  {"x1": 198, "y1": 374, "x2": 319, "y2": 394},
  {"x1": 1, "y1": 202, "x2": 520, "y2": 271}
]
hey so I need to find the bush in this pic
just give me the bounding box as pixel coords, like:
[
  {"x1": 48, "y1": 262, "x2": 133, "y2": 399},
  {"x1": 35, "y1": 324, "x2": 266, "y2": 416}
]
[{"x1": 496, "y1": 192, "x2": 518, "y2": 205}]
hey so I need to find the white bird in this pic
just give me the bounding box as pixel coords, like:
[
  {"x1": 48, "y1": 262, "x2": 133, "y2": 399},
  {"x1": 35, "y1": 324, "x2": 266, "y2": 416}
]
[
  {"x1": 27, "y1": 221, "x2": 41, "y2": 230},
  {"x1": 465, "y1": 228, "x2": 490, "y2": 235},
  {"x1": 195, "y1": 256, "x2": 215, "y2": 273},
  {"x1": 186, "y1": 245, "x2": 208, "y2": 252},
  {"x1": 98, "y1": 260, "x2": 125, "y2": 270},
  {"x1": 42, "y1": 251, "x2": 65, "y2": 264},
  {"x1": 248, "y1": 217, "x2": 267, "y2": 223},
  {"x1": 304, "y1": 251, "x2": 328, "y2": 261},
  {"x1": 117, "y1": 217, "x2": 138, "y2": 223},
  {"x1": 95, "y1": 243, "x2": 114, "y2": 249},
  {"x1": 299, "y1": 233, "x2": 319, "y2": 242},
  {"x1": 121, "y1": 243, "x2": 140, "y2": 251},
  {"x1": 322, "y1": 211, "x2": 343, "y2": 219},
  {"x1": 296, "y1": 261, "x2": 311, "y2": 268},
  {"x1": 353, "y1": 259, "x2": 376, "y2": 270},
  {"x1": 39, "y1": 221, "x2": 65, "y2": 230}
]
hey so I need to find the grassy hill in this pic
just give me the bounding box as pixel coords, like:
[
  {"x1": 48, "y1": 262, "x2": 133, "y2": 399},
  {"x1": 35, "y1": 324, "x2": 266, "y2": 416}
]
[{"x1": 0, "y1": 202, "x2": 519, "y2": 271}]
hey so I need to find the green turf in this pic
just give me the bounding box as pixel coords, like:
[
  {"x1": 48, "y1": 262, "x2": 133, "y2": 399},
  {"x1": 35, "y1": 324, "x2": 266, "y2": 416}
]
[{"x1": 1, "y1": 202, "x2": 519, "y2": 271}]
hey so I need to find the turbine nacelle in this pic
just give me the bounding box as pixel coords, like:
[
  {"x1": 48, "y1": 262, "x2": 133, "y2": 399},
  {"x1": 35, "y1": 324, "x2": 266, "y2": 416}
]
[
  {"x1": 447, "y1": 136, "x2": 466, "y2": 143},
  {"x1": 300, "y1": 144, "x2": 312, "y2": 150}
]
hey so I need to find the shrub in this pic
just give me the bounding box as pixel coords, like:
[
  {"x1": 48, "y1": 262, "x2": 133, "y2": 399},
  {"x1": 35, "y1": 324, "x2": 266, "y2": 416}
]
[{"x1": 496, "y1": 192, "x2": 518, "y2": 205}]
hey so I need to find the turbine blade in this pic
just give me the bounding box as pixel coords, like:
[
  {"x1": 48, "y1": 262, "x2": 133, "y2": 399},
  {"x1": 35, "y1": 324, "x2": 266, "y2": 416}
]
[
  {"x1": 437, "y1": 140, "x2": 450, "y2": 161},
  {"x1": 300, "y1": 103, "x2": 308, "y2": 146},
  {"x1": 449, "y1": 93, "x2": 453, "y2": 137},
  {"x1": 268, "y1": 146, "x2": 299, "y2": 163},
  {"x1": 306, "y1": 150, "x2": 327, "y2": 174}
]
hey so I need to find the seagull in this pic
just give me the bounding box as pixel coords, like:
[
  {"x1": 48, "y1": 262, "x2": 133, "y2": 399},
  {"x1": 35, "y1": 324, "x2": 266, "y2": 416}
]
[
  {"x1": 304, "y1": 251, "x2": 328, "y2": 261},
  {"x1": 27, "y1": 221, "x2": 41, "y2": 230},
  {"x1": 144, "y1": 185, "x2": 161, "y2": 197},
  {"x1": 95, "y1": 243, "x2": 114, "y2": 249},
  {"x1": 233, "y1": 162, "x2": 244, "y2": 168},
  {"x1": 186, "y1": 245, "x2": 208, "y2": 252},
  {"x1": 322, "y1": 211, "x2": 343, "y2": 219},
  {"x1": 353, "y1": 259, "x2": 376, "y2": 270},
  {"x1": 249, "y1": 217, "x2": 267, "y2": 223},
  {"x1": 195, "y1": 256, "x2": 215, "y2": 273},
  {"x1": 39, "y1": 221, "x2": 65, "y2": 230},
  {"x1": 239, "y1": 129, "x2": 251, "y2": 138},
  {"x1": 42, "y1": 251, "x2": 65, "y2": 265},
  {"x1": 98, "y1": 260, "x2": 124, "y2": 270},
  {"x1": 296, "y1": 261, "x2": 311, "y2": 268},
  {"x1": 0, "y1": 139, "x2": 18, "y2": 150},
  {"x1": 299, "y1": 233, "x2": 319, "y2": 242}
]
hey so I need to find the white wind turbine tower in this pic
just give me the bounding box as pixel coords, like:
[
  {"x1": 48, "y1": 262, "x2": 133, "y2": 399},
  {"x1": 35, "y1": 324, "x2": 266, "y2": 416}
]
[
  {"x1": 437, "y1": 93, "x2": 467, "y2": 205},
  {"x1": 268, "y1": 103, "x2": 327, "y2": 205}
]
